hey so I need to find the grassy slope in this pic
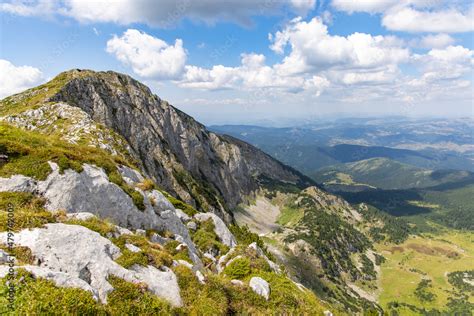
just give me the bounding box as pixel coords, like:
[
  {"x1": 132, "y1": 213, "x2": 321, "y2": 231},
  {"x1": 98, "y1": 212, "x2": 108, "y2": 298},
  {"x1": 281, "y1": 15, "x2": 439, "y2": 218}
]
[{"x1": 376, "y1": 229, "x2": 474, "y2": 314}]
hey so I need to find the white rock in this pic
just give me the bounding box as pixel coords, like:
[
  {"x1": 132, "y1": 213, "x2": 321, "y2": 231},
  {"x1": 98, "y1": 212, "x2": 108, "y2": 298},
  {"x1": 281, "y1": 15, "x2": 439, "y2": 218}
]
[
  {"x1": 194, "y1": 213, "x2": 237, "y2": 247},
  {"x1": 149, "y1": 233, "x2": 169, "y2": 245},
  {"x1": 130, "y1": 265, "x2": 182, "y2": 307},
  {"x1": 0, "y1": 175, "x2": 37, "y2": 193},
  {"x1": 195, "y1": 270, "x2": 206, "y2": 284},
  {"x1": 4, "y1": 163, "x2": 202, "y2": 267},
  {"x1": 66, "y1": 212, "x2": 96, "y2": 221},
  {"x1": 217, "y1": 247, "x2": 236, "y2": 273},
  {"x1": 204, "y1": 252, "x2": 217, "y2": 262},
  {"x1": 147, "y1": 190, "x2": 175, "y2": 213},
  {"x1": 0, "y1": 223, "x2": 183, "y2": 306},
  {"x1": 249, "y1": 277, "x2": 270, "y2": 300},
  {"x1": 224, "y1": 255, "x2": 243, "y2": 271},
  {"x1": 176, "y1": 260, "x2": 193, "y2": 269},
  {"x1": 135, "y1": 229, "x2": 146, "y2": 236},
  {"x1": 0, "y1": 265, "x2": 98, "y2": 300},
  {"x1": 125, "y1": 243, "x2": 141, "y2": 253},
  {"x1": 186, "y1": 221, "x2": 197, "y2": 231},
  {"x1": 114, "y1": 225, "x2": 133, "y2": 236},
  {"x1": 230, "y1": 279, "x2": 244, "y2": 286},
  {"x1": 248, "y1": 242, "x2": 281, "y2": 273},
  {"x1": 0, "y1": 249, "x2": 9, "y2": 264},
  {"x1": 175, "y1": 209, "x2": 191, "y2": 222},
  {"x1": 176, "y1": 243, "x2": 187, "y2": 252},
  {"x1": 117, "y1": 165, "x2": 144, "y2": 186},
  {"x1": 324, "y1": 311, "x2": 334, "y2": 316}
]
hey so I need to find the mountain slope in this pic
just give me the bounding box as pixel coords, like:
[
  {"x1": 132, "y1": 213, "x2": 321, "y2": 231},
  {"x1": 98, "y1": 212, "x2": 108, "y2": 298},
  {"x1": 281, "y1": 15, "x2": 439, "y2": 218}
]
[
  {"x1": 313, "y1": 158, "x2": 473, "y2": 190},
  {"x1": 1, "y1": 69, "x2": 313, "y2": 220}
]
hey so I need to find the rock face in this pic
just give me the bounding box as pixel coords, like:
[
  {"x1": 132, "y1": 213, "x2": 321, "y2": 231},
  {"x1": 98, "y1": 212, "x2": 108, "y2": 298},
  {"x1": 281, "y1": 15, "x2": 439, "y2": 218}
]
[
  {"x1": 48, "y1": 70, "x2": 314, "y2": 219},
  {"x1": 249, "y1": 276, "x2": 270, "y2": 300},
  {"x1": 0, "y1": 223, "x2": 182, "y2": 307},
  {"x1": 194, "y1": 213, "x2": 237, "y2": 247}
]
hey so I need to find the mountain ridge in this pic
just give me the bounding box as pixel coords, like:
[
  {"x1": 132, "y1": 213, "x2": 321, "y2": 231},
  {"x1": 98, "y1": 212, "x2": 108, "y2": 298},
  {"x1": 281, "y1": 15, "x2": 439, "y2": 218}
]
[{"x1": 1, "y1": 69, "x2": 314, "y2": 220}]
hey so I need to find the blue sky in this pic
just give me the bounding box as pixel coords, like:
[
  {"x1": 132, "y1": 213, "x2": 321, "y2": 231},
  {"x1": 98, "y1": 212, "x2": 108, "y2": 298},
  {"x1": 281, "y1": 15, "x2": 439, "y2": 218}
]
[{"x1": 0, "y1": 0, "x2": 473, "y2": 125}]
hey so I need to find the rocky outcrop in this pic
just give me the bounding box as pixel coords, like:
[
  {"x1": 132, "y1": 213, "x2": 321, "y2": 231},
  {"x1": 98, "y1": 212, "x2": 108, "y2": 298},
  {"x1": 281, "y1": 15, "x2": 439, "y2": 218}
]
[
  {"x1": 248, "y1": 242, "x2": 281, "y2": 273},
  {"x1": 0, "y1": 162, "x2": 202, "y2": 266},
  {"x1": 0, "y1": 223, "x2": 182, "y2": 306},
  {"x1": 194, "y1": 213, "x2": 237, "y2": 247},
  {"x1": 249, "y1": 276, "x2": 270, "y2": 300},
  {"x1": 47, "y1": 70, "x2": 314, "y2": 219}
]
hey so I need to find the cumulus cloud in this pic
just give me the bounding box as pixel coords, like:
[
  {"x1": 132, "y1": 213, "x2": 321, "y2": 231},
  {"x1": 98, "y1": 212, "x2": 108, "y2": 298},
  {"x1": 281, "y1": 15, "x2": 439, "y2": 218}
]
[
  {"x1": 417, "y1": 33, "x2": 455, "y2": 49},
  {"x1": 270, "y1": 17, "x2": 410, "y2": 81},
  {"x1": 106, "y1": 29, "x2": 187, "y2": 80},
  {"x1": 0, "y1": 60, "x2": 44, "y2": 98},
  {"x1": 332, "y1": 0, "x2": 474, "y2": 33},
  {"x1": 0, "y1": 0, "x2": 317, "y2": 26},
  {"x1": 382, "y1": 6, "x2": 474, "y2": 33}
]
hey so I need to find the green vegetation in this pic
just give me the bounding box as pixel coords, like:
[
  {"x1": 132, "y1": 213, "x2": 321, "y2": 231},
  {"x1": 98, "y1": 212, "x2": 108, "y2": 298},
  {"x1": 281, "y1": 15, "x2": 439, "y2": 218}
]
[
  {"x1": 0, "y1": 123, "x2": 145, "y2": 210},
  {"x1": 106, "y1": 276, "x2": 173, "y2": 315},
  {"x1": 112, "y1": 234, "x2": 173, "y2": 269},
  {"x1": 0, "y1": 192, "x2": 64, "y2": 232},
  {"x1": 0, "y1": 245, "x2": 35, "y2": 265},
  {"x1": 159, "y1": 190, "x2": 199, "y2": 217},
  {"x1": 191, "y1": 219, "x2": 229, "y2": 255},
  {"x1": 229, "y1": 224, "x2": 275, "y2": 261},
  {"x1": 223, "y1": 257, "x2": 251, "y2": 279},
  {"x1": 447, "y1": 270, "x2": 474, "y2": 294},
  {"x1": 65, "y1": 217, "x2": 116, "y2": 236},
  {"x1": 0, "y1": 269, "x2": 103, "y2": 315},
  {"x1": 377, "y1": 230, "x2": 474, "y2": 313},
  {"x1": 174, "y1": 265, "x2": 328, "y2": 315},
  {"x1": 314, "y1": 158, "x2": 472, "y2": 190},
  {"x1": 414, "y1": 279, "x2": 436, "y2": 302}
]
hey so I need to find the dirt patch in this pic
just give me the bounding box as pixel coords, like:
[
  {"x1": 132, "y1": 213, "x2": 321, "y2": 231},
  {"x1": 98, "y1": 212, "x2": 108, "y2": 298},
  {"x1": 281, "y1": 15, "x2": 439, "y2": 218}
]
[
  {"x1": 388, "y1": 246, "x2": 404, "y2": 253},
  {"x1": 406, "y1": 244, "x2": 459, "y2": 258}
]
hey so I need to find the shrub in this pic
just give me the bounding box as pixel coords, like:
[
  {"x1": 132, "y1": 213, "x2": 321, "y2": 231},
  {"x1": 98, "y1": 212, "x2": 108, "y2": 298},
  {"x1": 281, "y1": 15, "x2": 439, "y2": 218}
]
[
  {"x1": 106, "y1": 276, "x2": 173, "y2": 315},
  {"x1": 0, "y1": 269, "x2": 103, "y2": 315},
  {"x1": 223, "y1": 257, "x2": 251, "y2": 279}
]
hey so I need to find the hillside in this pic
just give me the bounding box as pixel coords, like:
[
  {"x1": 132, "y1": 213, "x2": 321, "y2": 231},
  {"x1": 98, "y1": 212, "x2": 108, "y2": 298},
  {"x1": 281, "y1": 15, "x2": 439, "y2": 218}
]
[
  {"x1": 313, "y1": 158, "x2": 473, "y2": 190},
  {"x1": 0, "y1": 70, "x2": 331, "y2": 315},
  {"x1": 0, "y1": 70, "x2": 313, "y2": 221}
]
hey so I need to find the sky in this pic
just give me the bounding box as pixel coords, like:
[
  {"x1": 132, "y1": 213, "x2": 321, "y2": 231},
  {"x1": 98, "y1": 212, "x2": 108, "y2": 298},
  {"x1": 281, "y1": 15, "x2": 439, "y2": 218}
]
[{"x1": 0, "y1": 0, "x2": 473, "y2": 125}]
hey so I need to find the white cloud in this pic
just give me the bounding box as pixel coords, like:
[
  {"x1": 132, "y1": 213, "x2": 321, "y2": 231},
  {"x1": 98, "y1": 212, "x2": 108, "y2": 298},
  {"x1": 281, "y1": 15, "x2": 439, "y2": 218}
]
[
  {"x1": 382, "y1": 6, "x2": 474, "y2": 33},
  {"x1": 0, "y1": 0, "x2": 318, "y2": 26},
  {"x1": 289, "y1": 0, "x2": 316, "y2": 15},
  {"x1": 417, "y1": 33, "x2": 455, "y2": 49},
  {"x1": 412, "y1": 45, "x2": 473, "y2": 82},
  {"x1": 106, "y1": 29, "x2": 187, "y2": 80},
  {"x1": 0, "y1": 60, "x2": 44, "y2": 99},
  {"x1": 270, "y1": 17, "x2": 409, "y2": 76},
  {"x1": 331, "y1": 0, "x2": 474, "y2": 33},
  {"x1": 331, "y1": 0, "x2": 399, "y2": 14},
  {"x1": 179, "y1": 53, "x2": 307, "y2": 92}
]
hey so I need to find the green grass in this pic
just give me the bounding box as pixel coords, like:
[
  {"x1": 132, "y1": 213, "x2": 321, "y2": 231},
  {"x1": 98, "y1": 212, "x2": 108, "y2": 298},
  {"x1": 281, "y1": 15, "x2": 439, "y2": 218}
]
[
  {"x1": 0, "y1": 269, "x2": 104, "y2": 315},
  {"x1": 377, "y1": 230, "x2": 474, "y2": 314},
  {"x1": 0, "y1": 192, "x2": 65, "y2": 232},
  {"x1": 191, "y1": 219, "x2": 229, "y2": 255},
  {"x1": 112, "y1": 234, "x2": 173, "y2": 269},
  {"x1": 277, "y1": 205, "x2": 304, "y2": 227},
  {"x1": 64, "y1": 217, "x2": 116, "y2": 236},
  {"x1": 0, "y1": 123, "x2": 145, "y2": 210}
]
